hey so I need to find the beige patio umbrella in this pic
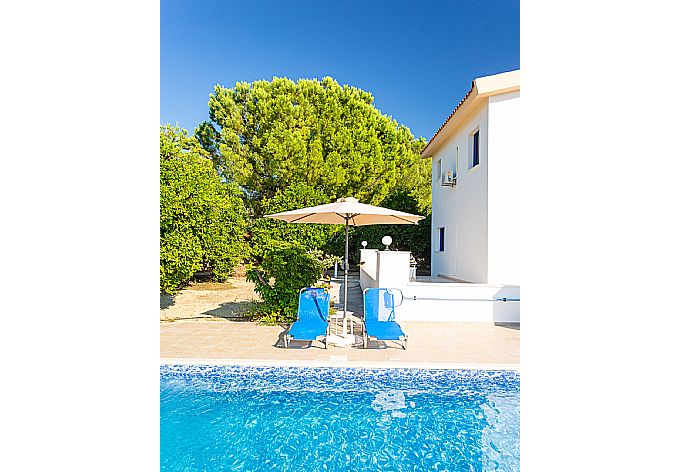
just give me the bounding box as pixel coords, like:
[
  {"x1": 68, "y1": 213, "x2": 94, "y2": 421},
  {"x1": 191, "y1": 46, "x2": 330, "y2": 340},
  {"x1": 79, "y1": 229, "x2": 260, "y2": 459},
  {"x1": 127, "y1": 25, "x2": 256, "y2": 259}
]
[{"x1": 265, "y1": 197, "x2": 424, "y2": 345}]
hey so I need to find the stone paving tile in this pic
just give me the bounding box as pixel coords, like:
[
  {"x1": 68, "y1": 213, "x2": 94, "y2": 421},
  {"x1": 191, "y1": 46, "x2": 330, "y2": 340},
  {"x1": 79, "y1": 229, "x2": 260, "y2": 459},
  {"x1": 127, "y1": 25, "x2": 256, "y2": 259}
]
[{"x1": 161, "y1": 320, "x2": 519, "y2": 366}]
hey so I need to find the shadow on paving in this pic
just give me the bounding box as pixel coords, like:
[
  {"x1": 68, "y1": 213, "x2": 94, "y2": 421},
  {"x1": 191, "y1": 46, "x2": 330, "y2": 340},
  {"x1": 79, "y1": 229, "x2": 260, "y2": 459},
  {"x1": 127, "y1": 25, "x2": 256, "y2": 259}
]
[
  {"x1": 202, "y1": 301, "x2": 254, "y2": 321},
  {"x1": 160, "y1": 293, "x2": 175, "y2": 309},
  {"x1": 494, "y1": 322, "x2": 520, "y2": 330}
]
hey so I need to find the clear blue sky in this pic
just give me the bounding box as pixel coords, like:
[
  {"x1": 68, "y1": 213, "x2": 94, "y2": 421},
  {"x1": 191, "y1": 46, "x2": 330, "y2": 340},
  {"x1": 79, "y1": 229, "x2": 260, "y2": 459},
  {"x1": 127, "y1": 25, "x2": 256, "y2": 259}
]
[{"x1": 161, "y1": 0, "x2": 519, "y2": 140}]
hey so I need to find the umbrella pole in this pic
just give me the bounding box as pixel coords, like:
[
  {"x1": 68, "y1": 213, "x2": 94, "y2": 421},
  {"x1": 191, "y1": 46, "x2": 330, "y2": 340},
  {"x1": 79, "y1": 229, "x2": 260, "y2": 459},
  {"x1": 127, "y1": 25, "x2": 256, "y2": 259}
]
[{"x1": 343, "y1": 218, "x2": 349, "y2": 336}]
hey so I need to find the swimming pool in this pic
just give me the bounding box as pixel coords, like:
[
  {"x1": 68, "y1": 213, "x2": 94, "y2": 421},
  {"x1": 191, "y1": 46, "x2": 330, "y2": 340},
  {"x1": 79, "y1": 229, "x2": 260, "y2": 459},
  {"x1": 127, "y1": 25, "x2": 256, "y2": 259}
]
[{"x1": 161, "y1": 365, "x2": 519, "y2": 471}]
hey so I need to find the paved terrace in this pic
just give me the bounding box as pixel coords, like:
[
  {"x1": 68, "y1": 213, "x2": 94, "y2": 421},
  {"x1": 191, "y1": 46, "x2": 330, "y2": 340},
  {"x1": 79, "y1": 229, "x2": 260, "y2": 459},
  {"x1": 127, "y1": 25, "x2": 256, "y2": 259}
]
[
  {"x1": 160, "y1": 274, "x2": 519, "y2": 368},
  {"x1": 161, "y1": 321, "x2": 519, "y2": 367}
]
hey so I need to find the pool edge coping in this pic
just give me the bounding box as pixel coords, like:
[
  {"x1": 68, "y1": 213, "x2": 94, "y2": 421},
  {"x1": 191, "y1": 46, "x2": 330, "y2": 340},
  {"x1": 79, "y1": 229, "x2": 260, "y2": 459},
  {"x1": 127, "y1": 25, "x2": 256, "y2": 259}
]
[{"x1": 160, "y1": 358, "x2": 520, "y2": 371}]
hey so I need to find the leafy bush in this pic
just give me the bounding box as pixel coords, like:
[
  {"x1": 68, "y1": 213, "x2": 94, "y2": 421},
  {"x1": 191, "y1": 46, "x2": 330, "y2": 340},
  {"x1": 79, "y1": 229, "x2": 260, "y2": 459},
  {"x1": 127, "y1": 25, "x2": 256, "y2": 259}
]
[
  {"x1": 309, "y1": 250, "x2": 342, "y2": 275},
  {"x1": 160, "y1": 125, "x2": 247, "y2": 293},
  {"x1": 246, "y1": 307, "x2": 284, "y2": 326},
  {"x1": 246, "y1": 242, "x2": 336, "y2": 323}
]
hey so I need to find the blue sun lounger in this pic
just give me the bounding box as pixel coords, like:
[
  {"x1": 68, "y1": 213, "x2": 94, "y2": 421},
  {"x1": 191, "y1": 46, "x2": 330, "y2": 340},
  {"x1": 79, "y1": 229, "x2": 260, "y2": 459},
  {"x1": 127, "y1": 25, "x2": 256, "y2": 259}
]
[
  {"x1": 362, "y1": 288, "x2": 407, "y2": 350},
  {"x1": 284, "y1": 287, "x2": 330, "y2": 349}
]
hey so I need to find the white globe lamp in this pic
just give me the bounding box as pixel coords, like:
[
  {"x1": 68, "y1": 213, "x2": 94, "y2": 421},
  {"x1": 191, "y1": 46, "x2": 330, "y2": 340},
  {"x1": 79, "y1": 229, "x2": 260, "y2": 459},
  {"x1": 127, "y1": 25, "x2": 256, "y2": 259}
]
[{"x1": 382, "y1": 235, "x2": 392, "y2": 250}]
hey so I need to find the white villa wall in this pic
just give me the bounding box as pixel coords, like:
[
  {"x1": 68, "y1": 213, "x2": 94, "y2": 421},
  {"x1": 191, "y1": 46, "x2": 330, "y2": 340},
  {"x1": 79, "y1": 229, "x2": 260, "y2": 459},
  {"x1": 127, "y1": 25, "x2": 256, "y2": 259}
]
[
  {"x1": 430, "y1": 90, "x2": 520, "y2": 286},
  {"x1": 487, "y1": 92, "x2": 520, "y2": 285},
  {"x1": 431, "y1": 105, "x2": 489, "y2": 282}
]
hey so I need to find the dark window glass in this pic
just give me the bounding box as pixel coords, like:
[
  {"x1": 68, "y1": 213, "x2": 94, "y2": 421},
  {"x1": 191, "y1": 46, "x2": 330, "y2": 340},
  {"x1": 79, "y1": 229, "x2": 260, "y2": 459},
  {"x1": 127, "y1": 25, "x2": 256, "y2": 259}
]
[
  {"x1": 472, "y1": 130, "x2": 480, "y2": 167},
  {"x1": 439, "y1": 227, "x2": 445, "y2": 252}
]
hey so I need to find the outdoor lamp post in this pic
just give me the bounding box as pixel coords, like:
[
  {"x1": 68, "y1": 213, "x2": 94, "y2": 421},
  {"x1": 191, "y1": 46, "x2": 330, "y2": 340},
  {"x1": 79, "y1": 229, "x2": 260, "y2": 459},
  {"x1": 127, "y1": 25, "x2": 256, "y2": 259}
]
[
  {"x1": 382, "y1": 235, "x2": 392, "y2": 250},
  {"x1": 361, "y1": 241, "x2": 367, "y2": 248}
]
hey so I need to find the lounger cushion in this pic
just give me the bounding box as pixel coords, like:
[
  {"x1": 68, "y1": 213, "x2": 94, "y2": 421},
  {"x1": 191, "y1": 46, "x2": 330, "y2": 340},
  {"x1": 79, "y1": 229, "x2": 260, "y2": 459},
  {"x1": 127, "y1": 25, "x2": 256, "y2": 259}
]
[
  {"x1": 365, "y1": 320, "x2": 405, "y2": 340},
  {"x1": 288, "y1": 321, "x2": 328, "y2": 340}
]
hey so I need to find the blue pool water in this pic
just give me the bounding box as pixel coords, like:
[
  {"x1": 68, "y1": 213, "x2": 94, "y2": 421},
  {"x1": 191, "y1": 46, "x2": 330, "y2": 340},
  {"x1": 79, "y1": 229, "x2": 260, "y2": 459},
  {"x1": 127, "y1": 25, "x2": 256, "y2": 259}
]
[{"x1": 161, "y1": 365, "x2": 520, "y2": 471}]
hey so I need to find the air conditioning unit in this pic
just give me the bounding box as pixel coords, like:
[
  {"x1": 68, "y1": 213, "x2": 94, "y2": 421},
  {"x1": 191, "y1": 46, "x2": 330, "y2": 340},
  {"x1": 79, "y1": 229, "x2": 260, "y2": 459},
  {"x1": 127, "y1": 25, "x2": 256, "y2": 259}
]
[{"x1": 441, "y1": 170, "x2": 457, "y2": 187}]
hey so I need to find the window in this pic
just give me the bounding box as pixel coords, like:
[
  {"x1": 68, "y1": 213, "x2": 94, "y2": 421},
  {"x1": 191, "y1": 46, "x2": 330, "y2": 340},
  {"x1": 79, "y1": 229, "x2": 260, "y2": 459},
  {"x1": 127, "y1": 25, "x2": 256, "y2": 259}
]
[
  {"x1": 438, "y1": 227, "x2": 445, "y2": 252},
  {"x1": 436, "y1": 159, "x2": 442, "y2": 181},
  {"x1": 470, "y1": 130, "x2": 480, "y2": 168}
]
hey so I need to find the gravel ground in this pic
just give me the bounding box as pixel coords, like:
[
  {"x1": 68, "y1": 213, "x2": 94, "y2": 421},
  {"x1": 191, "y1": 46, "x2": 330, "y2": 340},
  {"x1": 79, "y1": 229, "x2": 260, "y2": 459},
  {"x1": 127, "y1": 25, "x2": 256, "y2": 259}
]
[
  {"x1": 160, "y1": 275, "x2": 261, "y2": 323},
  {"x1": 160, "y1": 269, "x2": 357, "y2": 324}
]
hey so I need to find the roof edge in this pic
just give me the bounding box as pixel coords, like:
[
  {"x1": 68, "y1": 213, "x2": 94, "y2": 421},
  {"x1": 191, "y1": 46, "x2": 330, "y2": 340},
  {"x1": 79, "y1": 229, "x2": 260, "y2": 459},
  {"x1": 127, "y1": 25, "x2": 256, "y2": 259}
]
[{"x1": 421, "y1": 70, "x2": 520, "y2": 158}]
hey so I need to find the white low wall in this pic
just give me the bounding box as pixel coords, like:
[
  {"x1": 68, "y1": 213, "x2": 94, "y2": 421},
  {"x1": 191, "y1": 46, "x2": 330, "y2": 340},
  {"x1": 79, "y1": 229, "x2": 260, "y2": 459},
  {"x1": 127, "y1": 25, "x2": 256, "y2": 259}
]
[
  {"x1": 394, "y1": 283, "x2": 520, "y2": 323},
  {"x1": 358, "y1": 249, "x2": 520, "y2": 323},
  {"x1": 359, "y1": 249, "x2": 378, "y2": 291},
  {"x1": 359, "y1": 249, "x2": 411, "y2": 290},
  {"x1": 376, "y1": 250, "x2": 410, "y2": 289}
]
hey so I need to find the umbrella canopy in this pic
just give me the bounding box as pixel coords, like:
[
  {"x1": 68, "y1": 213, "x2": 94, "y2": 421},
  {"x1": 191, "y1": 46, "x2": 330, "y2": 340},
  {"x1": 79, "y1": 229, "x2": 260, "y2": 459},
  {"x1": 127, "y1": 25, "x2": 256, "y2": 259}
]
[
  {"x1": 264, "y1": 197, "x2": 424, "y2": 226},
  {"x1": 265, "y1": 197, "x2": 424, "y2": 345}
]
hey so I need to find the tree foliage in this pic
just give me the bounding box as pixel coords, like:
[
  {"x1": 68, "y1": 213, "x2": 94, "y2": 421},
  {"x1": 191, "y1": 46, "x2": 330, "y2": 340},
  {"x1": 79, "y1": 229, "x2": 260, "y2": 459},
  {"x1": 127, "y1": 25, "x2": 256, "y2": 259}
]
[
  {"x1": 249, "y1": 182, "x2": 339, "y2": 260},
  {"x1": 160, "y1": 125, "x2": 247, "y2": 293},
  {"x1": 160, "y1": 77, "x2": 433, "y2": 305},
  {"x1": 199, "y1": 77, "x2": 430, "y2": 214}
]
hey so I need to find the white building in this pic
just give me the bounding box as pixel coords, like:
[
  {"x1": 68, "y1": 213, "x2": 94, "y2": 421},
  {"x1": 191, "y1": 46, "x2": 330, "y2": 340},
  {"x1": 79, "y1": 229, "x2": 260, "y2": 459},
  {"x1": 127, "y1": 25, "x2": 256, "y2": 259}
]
[
  {"x1": 358, "y1": 70, "x2": 520, "y2": 323},
  {"x1": 421, "y1": 70, "x2": 520, "y2": 285}
]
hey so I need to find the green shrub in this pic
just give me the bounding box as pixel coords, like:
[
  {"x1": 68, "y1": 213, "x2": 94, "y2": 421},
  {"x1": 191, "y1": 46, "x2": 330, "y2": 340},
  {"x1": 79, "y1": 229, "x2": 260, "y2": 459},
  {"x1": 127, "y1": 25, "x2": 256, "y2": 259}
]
[
  {"x1": 246, "y1": 242, "x2": 336, "y2": 323},
  {"x1": 246, "y1": 307, "x2": 284, "y2": 326},
  {"x1": 160, "y1": 125, "x2": 247, "y2": 293}
]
